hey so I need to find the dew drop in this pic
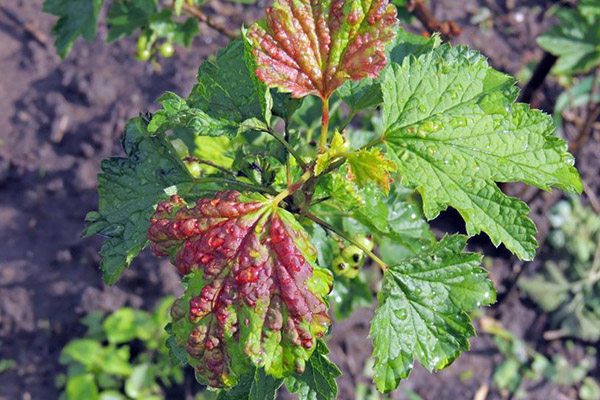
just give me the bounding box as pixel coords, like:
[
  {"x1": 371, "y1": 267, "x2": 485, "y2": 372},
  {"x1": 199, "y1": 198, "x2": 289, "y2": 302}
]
[
  {"x1": 396, "y1": 309, "x2": 408, "y2": 320},
  {"x1": 418, "y1": 104, "x2": 427, "y2": 112}
]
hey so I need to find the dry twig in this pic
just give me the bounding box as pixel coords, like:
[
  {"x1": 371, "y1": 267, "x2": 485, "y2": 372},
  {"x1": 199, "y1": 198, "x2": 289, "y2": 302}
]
[
  {"x1": 406, "y1": 0, "x2": 462, "y2": 41},
  {"x1": 181, "y1": 2, "x2": 237, "y2": 40},
  {"x1": 0, "y1": 6, "x2": 48, "y2": 46}
]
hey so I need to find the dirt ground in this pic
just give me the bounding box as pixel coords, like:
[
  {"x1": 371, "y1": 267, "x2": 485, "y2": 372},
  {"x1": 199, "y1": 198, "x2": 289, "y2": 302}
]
[{"x1": 0, "y1": 1, "x2": 598, "y2": 399}]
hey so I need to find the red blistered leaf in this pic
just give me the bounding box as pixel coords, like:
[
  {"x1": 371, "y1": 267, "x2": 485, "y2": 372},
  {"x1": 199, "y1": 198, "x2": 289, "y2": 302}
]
[
  {"x1": 247, "y1": 0, "x2": 398, "y2": 99},
  {"x1": 148, "y1": 192, "x2": 333, "y2": 388}
]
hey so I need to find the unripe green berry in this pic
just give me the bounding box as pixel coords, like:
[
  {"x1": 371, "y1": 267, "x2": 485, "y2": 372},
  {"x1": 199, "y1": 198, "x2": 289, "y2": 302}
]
[
  {"x1": 137, "y1": 35, "x2": 148, "y2": 52},
  {"x1": 342, "y1": 245, "x2": 363, "y2": 265},
  {"x1": 332, "y1": 255, "x2": 349, "y2": 276},
  {"x1": 137, "y1": 48, "x2": 151, "y2": 61},
  {"x1": 354, "y1": 234, "x2": 374, "y2": 251},
  {"x1": 159, "y1": 42, "x2": 174, "y2": 58}
]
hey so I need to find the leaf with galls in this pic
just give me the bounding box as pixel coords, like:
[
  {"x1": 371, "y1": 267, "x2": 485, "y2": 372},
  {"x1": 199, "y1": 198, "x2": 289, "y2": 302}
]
[
  {"x1": 148, "y1": 192, "x2": 333, "y2": 388},
  {"x1": 247, "y1": 0, "x2": 398, "y2": 99}
]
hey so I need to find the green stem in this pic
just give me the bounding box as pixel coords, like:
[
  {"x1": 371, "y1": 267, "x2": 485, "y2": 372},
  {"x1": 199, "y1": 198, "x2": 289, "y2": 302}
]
[
  {"x1": 193, "y1": 177, "x2": 278, "y2": 195},
  {"x1": 306, "y1": 213, "x2": 388, "y2": 272},
  {"x1": 340, "y1": 110, "x2": 357, "y2": 131},
  {"x1": 266, "y1": 129, "x2": 308, "y2": 171},
  {"x1": 320, "y1": 97, "x2": 330, "y2": 152},
  {"x1": 360, "y1": 135, "x2": 385, "y2": 150},
  {"x1": 184, "y1": 156, "x2": 236, "y2": 177},
  {"x1": 271, "y1": 169, "x2": 314, "y2": 207}
]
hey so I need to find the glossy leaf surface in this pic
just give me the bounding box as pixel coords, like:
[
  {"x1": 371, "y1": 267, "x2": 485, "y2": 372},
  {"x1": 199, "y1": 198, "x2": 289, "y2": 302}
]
[{"x1": 148, "y1": 192, "x2": 332, "y2": 387}]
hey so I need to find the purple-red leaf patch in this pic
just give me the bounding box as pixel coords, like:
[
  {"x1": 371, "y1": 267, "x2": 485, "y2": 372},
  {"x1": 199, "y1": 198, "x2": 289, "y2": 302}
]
[{"x1": 247, "y1": 0, "x2": 398, "y2": 99}]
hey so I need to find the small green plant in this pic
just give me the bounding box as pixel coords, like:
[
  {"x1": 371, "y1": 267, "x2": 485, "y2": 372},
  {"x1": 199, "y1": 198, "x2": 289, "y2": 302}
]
[
  {"x1": 42, "y1": 0, "x2": 242, "y2": 59},
  {"x1": 538, "y1": 1, "x2": 600, "y2": 76},
  {"x1": 482, "y1": 319, "x2": 600, "y2": 399},
  {"x1": 57, "y1": 297, "x2": 183, "y2": 400},
  {"x1": 81, "y1": 0, "x2": 583, "y2": 396},
  {"x1": 519, "y1": 198, "x2": 600, "y2": 341}
]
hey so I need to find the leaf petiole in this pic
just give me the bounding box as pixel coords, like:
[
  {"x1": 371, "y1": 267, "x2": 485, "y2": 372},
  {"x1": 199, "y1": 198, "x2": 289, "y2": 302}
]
[
  {"x1": 306, "y1": 213, "x2": 388, "y2": 272},
  {"x1": 271, "y1": 169, "x2": 314, "y2": 206},
  {"x1": 192, "y1": 177, "x2": 278, "y2": 195},
  {"x1": 319, "y1": 97, "x2": 330, "y2": 153},
  {"x1": 265, "y1": 129, "x2": 308, "y2": 171}
]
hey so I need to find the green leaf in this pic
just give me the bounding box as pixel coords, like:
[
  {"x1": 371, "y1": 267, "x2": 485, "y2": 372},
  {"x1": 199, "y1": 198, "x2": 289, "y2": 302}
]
[
  {"x1": 387, "y1": 28, "x2": 440, "y2": 66},
  {"x1": 336, "y1": 28, "x2": 440, "y2": 112},
  {"x1": 124, "y1": 364, "x2": 157, "y2": 398},
  {"x1": 60, "y1": 339, "x2": 103, "y2": 369},
  {"x1": 148, "y1": 10, "x2": 200, "y2": 46},
  {"x1": 82, "y1": 117, "x2": 219, "y2": 285},
  {"x1": 149, "y1": 92, "x2": 240, "y2": 138},
  {"x1": 337, "y1": 79, "x2": 383, "y2": 112},
  {"x1": 102, "y1": 308, "x2": 155, "y2": 344},
  {"x1": 580, "y1": 377, "x2": 600, "y2": 400},
  {"x1": 174, "y1": 0, "x2": 184, "y2": 15},
  {"x1": 99, "y1": 391, "x2": 127, "y2": 400},
  {"x1": 580, "y1": 0, "x2": 600, "y2": 20},
  {"x1": 217, "y1": 368, "x2": 283, "y2": 400},
  {"x1": 518, "y1": 262, "x2": 570, "y2": 312},
  {"x1": 271, "y1": 90, "x2": 304, "y2": 121},
  {"x1": 370, "y1": 235, "x2": 495, "y2": 393},
  {"x1": 382, "y1": 45, "x2": 582, "y2": 260},
  {"x1": 554, "y1": 75, "x2": 600, "y2": 124},
  {"x1": 315, "y1": 130, "x2": 348, "y2": 176},
  {"x1": 285, "y1": 341, "x2": 341, "y2": 400},
  {"x1": 346, "y1": 148, "x2": 396, "y2": 194},
  {"x1": 43, "y1": 0, "x2": 103, "y2": 58},
  {"x1": 188, "y1": 36, "x2": 271, "y2": 133},
  {"x1": 354, "y1": 184, "x2": 435, "y2": 259},
  {"x1": 537, "y1": 8, "x2": 600, "y2": 75},
  {"x1": 106, "y1": 0, "x2": 156, "y2": 42},
  {"x1": 330, "y1": 275, "x2": 372, "y2": 319},
  {"x1": 103, "y1": 346, "x2": 133, "y2": 376},
  {"x1": 66, "y1": 374, "x2": 99, "y2": 400}
]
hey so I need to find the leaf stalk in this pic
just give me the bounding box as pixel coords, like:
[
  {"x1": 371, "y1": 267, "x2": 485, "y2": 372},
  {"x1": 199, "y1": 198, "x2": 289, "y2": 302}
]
[
  {"x1": 306, "y1": 213, "x2": 388, "y2": 272},
  {"x1": 320, "y1": 97, "x2": 330, "y2": 152}
]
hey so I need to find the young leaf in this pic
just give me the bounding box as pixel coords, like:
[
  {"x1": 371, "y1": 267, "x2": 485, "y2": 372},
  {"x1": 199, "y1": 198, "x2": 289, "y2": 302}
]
[
  {"x1": 106, "y1": 0, "x2": 156, "y2": 42},
  {"x1": 188, "y1": 37, "x2": 272, "y2": 134},
  {"x1": 315, "y1": 130, "x2": 347, "y2": 176},
  {"x1": 149, "y1": 92, "x2": 240, "y2": 138},
  {"x1": 149, "y1": 192, "x2": 333, "y2": 387},
  {"x1": 382, "y1": 45, "x2": 582, "y2": 260},
  {"x1": 247, "y1": 0, "x2": 398, "y2": 99},
  {"x1": 217, "y1": 368, "x2": 283, "y2": 400},
  {"x1": 537, "y1": 7, "x2": 600, "y2": 75},
  {"x1": 370, "y1": 235, "x2": 495, "y2": 393},
  {"x1": 285, "y1": 341, "x2": 341, "y2": 400},
  {"x1": 82, "y1": 118, "x2": 219, "y2": 285},
  {"x1": 43, "y1": 0, "x2": 103, "y2": 58},
  {"x1": 346, "y1": 148, "x2": 396, "y2": 194}
]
